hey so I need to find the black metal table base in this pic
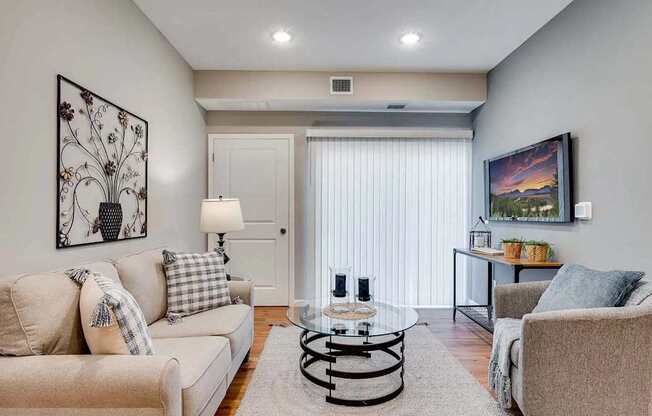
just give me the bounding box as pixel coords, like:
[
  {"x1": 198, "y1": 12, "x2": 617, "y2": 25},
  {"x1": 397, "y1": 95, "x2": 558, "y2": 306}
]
[{"x1": 299, "y1": 329, "x2": 405, "y2": 407}]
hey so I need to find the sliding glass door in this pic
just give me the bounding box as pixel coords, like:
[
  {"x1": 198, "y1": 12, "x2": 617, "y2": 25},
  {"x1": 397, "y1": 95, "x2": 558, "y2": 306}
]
[{"x1": 306, "y1": 136, "x2": 471, "y2": 307}]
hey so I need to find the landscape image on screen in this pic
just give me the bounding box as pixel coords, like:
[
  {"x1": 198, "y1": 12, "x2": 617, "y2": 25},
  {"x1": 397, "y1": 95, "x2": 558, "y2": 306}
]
[{"x1": 489, "y1": 140, "x2": 561, "y2": 220}]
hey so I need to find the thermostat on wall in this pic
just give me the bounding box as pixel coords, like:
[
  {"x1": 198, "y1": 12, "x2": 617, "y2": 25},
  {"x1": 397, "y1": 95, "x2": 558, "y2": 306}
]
[{"x1": 574, "y1": 202, "x2": 592, "y2": 220}]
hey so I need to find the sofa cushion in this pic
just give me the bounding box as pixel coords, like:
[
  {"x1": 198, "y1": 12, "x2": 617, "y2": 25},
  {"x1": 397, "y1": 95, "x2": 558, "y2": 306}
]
[
  {"x1": 149, "y1": 304, "x2": 253, "y2": 359},
  {"x1": 510, "y1": 339, "x2": 520, "y2": 368},
  {"x1": 77, "y1": 261, "x2": 122, "y2": 284},
  {"x1": 533, "y1": 264, "x2": 645, "y2": 313},
  {"x1": 113, "y1": 249, "x2": 168, "y2": 325},
  {"x1": 510, "y1": 359, "x2": 524, "y2": 408},
  {"x1": 0, "y1": 272, "x2": 85, "y2": 356},
  {"x1": 153, "y1": 337, "x2": 231, "y2": 416}
]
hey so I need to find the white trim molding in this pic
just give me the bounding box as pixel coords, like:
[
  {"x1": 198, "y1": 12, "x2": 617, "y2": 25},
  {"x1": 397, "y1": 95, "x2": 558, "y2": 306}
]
[{"x1": 305, "y1": 127, "x2": 473, "y2": 140}]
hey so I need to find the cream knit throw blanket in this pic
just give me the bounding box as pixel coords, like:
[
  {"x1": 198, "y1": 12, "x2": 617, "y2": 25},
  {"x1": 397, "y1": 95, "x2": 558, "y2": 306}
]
[{"x1": 488, "y1": 318, "x2": 522, "y2": 409}]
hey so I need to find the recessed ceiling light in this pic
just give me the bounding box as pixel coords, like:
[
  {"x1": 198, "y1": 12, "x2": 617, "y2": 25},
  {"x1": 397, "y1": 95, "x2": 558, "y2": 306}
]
[
  {"x1": 272, "y1": 30, "x2": 292, "y2": 43},
  {"x1": 400, "y1": 32, "x2": 421, "y2": 45}
]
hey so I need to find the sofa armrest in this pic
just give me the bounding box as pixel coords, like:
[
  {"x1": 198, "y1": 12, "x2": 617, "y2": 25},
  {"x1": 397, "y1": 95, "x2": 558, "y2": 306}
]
[
  {"x1": 0, "y1": 355, "x2": 181, "y2": 415},
  {"x1": 494, "y1": 281, "x2": 550, "y2": 319},
  {"x1": 520, "y1": 306, "x2": 652, "y2": 415},
  {"x1": 229, "y1": 279, "x2": 255, "y2": 306}
]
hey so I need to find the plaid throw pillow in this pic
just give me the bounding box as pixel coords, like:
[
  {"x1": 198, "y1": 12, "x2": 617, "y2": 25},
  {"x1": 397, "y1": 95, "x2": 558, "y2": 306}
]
[
  {"x1": 162, "y1": 250, "x2": 231, "y2": 321},
  {"x1": 66, "y1": 269, "x2": 154, "y2": 355}
]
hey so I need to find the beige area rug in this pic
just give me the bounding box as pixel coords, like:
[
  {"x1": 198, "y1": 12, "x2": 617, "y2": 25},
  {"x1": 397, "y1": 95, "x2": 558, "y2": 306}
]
[{"x1": 236, "y1": 325, "x2": 510, "y2": 415}]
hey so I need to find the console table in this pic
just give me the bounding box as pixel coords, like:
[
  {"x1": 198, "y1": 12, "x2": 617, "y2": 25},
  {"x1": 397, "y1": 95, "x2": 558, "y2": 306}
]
[{"x1": 452, "y1": 248, "x2": 562, "y2": 333}]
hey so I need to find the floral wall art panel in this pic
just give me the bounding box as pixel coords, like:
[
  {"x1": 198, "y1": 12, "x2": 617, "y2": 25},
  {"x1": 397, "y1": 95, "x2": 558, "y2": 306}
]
[{"x1": 57, "y1": 75, "x2": 147, "y2": 248}]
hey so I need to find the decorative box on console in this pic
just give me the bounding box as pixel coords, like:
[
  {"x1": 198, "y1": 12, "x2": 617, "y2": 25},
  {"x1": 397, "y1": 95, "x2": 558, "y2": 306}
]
[{"x1": 469, "y1": 216, "x2": 491, "y2": 250}]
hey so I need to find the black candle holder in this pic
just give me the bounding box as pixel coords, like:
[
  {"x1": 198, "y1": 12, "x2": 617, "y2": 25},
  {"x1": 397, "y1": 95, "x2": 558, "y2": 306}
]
[
  {"x1": 329, "y1": 266, "x2": 352, "y2": 312},
  {"x1": 355, "y1": 276, "x2": 376, "y2": 312},
  {"x1": 333, "y1": 273, "x2": 348, "y2": 298}
]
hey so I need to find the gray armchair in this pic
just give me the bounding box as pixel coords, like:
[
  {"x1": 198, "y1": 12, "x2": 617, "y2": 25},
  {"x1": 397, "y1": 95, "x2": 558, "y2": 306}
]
[{"x1": 494, "y1": 281, "x2": 652, "y2": 416}]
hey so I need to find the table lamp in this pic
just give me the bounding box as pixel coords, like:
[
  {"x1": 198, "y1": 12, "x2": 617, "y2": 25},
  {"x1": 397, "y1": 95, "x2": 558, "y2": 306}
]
[{"x1": 200, "y1": 197, "x2": 244, "y2": 265}]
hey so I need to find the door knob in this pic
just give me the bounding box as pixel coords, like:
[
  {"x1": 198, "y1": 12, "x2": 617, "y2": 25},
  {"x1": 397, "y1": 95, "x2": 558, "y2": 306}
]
[{"x1": 280, "y1": 228, "x2": 287, "y2": 235}]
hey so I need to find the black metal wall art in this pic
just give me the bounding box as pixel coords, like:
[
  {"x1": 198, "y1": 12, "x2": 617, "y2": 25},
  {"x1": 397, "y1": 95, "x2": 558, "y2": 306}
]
[{"x1": 57, "y1": 75, "x2": 147, "y2": 248}]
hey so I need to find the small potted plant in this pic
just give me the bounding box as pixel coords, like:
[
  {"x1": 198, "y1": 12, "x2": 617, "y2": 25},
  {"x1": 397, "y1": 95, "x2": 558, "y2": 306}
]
[
  {"x1": 524, "y1": 240, "x2": 551, "y2": 262},
  {"x1": 501, "y1": 238, "x2": 523, "y2": 259}
]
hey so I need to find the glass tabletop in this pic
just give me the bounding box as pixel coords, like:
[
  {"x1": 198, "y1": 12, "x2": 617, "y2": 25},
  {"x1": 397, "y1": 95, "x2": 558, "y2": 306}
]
[{"x1": 287, "y1": 298, "x2": 419, "y2": 337}]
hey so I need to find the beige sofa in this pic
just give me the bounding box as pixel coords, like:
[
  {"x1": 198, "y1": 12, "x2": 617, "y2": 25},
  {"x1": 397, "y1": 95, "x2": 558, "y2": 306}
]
[
  {"x1": 0, "y1": 249, "x2": 254, "y2": 416},
  {"x1": 494, "y1": 281, "x2": 652, "y2": 416}
]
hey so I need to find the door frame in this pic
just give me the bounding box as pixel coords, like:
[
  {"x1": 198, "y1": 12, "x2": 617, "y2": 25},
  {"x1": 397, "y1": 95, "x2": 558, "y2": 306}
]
[{"x1": 207, "y1": 133, "x2": 295, "y2": 304}]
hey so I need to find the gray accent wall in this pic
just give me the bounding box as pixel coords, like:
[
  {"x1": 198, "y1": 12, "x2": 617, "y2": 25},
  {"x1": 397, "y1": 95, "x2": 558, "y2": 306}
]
[
  {"x1": 470, "y1": 0, "x2": 652, "y2": 302},
  {"x1": 0, "y1": 0, "x2": 206, "y2": 276}
]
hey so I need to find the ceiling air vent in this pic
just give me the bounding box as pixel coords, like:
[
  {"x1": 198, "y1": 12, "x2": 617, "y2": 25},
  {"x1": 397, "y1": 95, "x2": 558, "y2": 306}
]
[
  {"x1": 387, "y1": 103, "x2": 407, "y2": 110},
  {"x1": 330, "y1": 76, "x2": 353, "y2": 95}
]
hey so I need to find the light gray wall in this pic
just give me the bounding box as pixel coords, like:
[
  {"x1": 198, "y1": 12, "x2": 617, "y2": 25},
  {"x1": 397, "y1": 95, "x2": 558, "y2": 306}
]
[
  {"x1": 0, "y1": 0, "x2": 206, "y2": 276},
  {"x1": 205, "y1": 111, "x2": 472, "y2": 299},
  {"x1": 470, "y1": 0, "x2": 652, "y2": 302}
]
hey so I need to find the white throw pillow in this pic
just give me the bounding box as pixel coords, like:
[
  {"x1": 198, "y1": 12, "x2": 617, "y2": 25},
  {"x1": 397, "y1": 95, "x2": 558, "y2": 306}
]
[
  {"x1": 67, "y1": 269, "x2": 154, "y2": 355},
  {"x1": 79, "y1": 276, "x2": 129, "y2": 354}
]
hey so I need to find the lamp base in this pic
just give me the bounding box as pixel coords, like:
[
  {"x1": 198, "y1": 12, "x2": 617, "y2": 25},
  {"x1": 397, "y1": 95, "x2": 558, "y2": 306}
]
[{"x1": 216, "y1": 233, "x2": 232, "y2": 280}]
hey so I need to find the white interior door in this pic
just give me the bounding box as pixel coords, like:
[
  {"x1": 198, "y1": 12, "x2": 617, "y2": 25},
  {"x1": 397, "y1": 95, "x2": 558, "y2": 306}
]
[{"x1": 209, "y1": 134, "x2": 293, "y2": 306}]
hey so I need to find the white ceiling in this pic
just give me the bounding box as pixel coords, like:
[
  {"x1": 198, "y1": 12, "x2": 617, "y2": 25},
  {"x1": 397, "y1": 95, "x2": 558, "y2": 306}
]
[{"x1": 134, "y1": 0, "x2": 573, "y2": 72}]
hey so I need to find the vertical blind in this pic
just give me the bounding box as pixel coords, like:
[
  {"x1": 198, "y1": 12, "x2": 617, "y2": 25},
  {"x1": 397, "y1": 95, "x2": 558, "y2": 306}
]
[{"x1": 306, "y1": 136, "x2": 471, "y2": 307}]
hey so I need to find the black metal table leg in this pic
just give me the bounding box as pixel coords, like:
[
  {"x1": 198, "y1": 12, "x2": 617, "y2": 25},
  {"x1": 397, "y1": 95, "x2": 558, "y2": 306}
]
[
  {"x1": 453, "y1": 249, "x2": 457, "y2": 321},
  {"x1": 514, "y1": 265, "x2": 522, "y2": 283},
  {"x1": 300, "y1": 330, "x2": 406, "y2": 406},
  {"x1": 487, "y1": 262, "x2": 493, "y2": 321},
  {"x1": 328, "y1": 335, "x2": 333, "y2": 399}
]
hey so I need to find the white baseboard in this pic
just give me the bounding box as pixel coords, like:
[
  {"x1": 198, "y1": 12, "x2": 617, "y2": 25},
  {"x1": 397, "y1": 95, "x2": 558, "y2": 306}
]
[{"x1": 406, "y1": 304, "x2": 451, "y2": 309}]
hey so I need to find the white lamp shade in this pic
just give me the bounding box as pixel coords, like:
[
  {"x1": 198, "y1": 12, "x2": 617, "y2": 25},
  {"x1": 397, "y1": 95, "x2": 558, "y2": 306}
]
[{"x1": 200, "y1": 198, "x2": 245, "y2": 233}]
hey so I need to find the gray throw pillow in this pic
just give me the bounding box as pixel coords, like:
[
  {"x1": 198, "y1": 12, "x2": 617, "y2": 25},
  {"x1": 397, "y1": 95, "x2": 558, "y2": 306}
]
[{"x1": 533, "y1": 264, "x2": 644, "y2": 313}]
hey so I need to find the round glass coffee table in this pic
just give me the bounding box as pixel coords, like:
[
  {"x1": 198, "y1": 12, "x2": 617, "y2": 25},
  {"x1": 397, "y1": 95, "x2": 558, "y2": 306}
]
[{"x1": 287, "y1": 299, "x2": 419, "y2": 407}]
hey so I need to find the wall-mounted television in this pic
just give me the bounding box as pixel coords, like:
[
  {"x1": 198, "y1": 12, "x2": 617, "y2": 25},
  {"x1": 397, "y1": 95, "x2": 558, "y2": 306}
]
[{"x1": 484, "y1": 133, "x2": 573, "y2": 223}]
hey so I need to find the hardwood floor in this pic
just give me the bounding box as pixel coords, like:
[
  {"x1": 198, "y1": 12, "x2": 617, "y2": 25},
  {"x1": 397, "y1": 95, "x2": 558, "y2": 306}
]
[
  {"x1": 215, "y1": 306, "x2": 496, "y2": 415},
  {"x1": 215, "y1": 307, "x2": 290, "y2": 415}
]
